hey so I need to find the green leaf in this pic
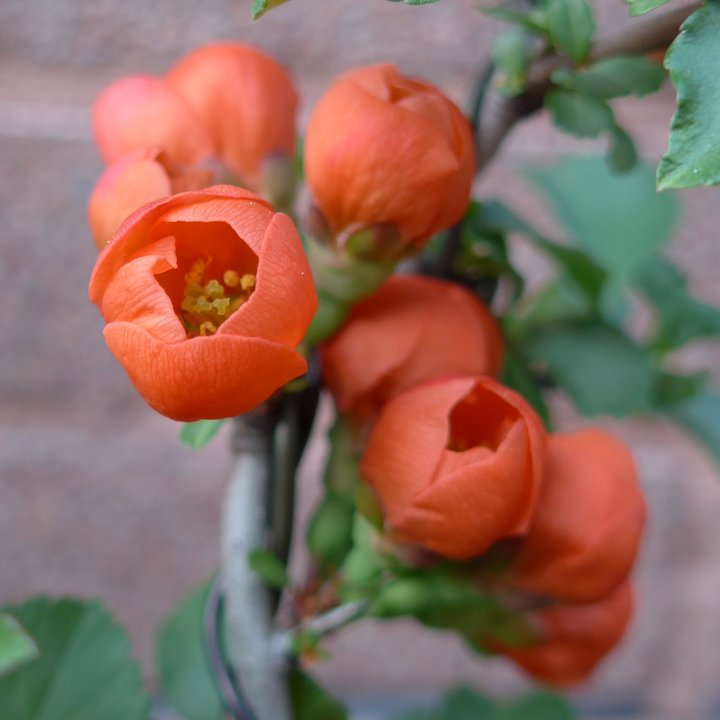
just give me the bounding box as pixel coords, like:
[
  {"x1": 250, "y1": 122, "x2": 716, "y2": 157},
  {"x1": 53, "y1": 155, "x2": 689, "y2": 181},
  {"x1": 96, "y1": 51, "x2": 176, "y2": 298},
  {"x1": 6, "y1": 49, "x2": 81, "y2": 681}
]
[
  {"x1": 252, "y1": 0, "x2": 291, "y2": 19},
  {"x1": 652, "y1": 371, "x2": 706, "y2": 409},
  {"x1": 288, "y1": 666, "x2": 347, "y2": 720},
  {"x1": 501, "y1": 346, "x2": 552, "y2": 429},
  {"x1": 340, "y1": 515, "x2": 386, "y2": 601},
  {"x1": 0, "y1": 612, "x2": 38, "y2": 676},
  {"x1": 526, "y1": 322, "x2": 656, "y2": 416},
  {"x1": 248, "y1": 548, "x2": 289, "y2": 589},
  {"x1": 492, "y1": 30, "x2": 534, "y2": 94},
  {"x1": 506, "y1": 691, "x2": 577, "y2": 720},
  {"x1": 307, "y1": 492, "x2": 355, "y2": 569},
  {"x1": 607, "y1": 126, "x2": 638, "y2": 173},
  {"x1": 525, "y1": 156, "x2": 678, "y2": 312},
  {"x1": 478, "y1": 201, "x2": 606, "y2": 302},
  {"x1": 180, "y1": 419, "x2": 225, "y2": 449},
  {"x1": 156, "y1": 581, "x2": 223, "y2": 720},
  {"x1": 658, "y1": 3, "x2": 720, "y2": 189},
  {"x1": 669, "y1": 391, "x2": 720, "y2": 469},
  {"x1": 625, "y1": 0, "x2": 673, "y2": 16},
  {"x1": 545, "y1": 89, "x2": 615, "y2": 138},
  {"x1": 0, "y1": 597, "x2": 149, "y2": 720},
  {"x1": 542, "y1": 0, "x2": 595, "y2": 63},
  {"x1": 482, "y1": 5, "x2": 548, "y2": 34},
  {"x1": 552, "y1": 57, "x2": 665, "y2": 99},
  {"x1": 635, "y1": 258, "x2": 720, "y2": 351}
]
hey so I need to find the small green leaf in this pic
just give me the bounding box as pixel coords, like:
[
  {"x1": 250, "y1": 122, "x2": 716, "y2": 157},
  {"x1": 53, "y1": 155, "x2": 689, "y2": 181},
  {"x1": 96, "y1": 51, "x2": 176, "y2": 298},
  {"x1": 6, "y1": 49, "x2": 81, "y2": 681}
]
[
  {"x1": 307, "y1": 493, "x2": 355, "y2": 569},
  {"x1": 670, "y1": 391, "x2": 720, "y2": 470},
  {"x1": 542, "y1": 0, "x2": 595, "y2": 63},
  {"x1": 507, "y1": 691, "x2": 577, "y2": 720},
  {"x1": 653, "y1": 371, "x2": 706, "y2": 409},
  {"x1": 492, "y1": 30, "x2": 534, "y2": 94},
  {"x1": 658, "y1": 3, "x2": 720, "y2": 189},
  {"x1": 545, "y1": 90, "x2": 615, "y2": 138},
  {"x1": 607, "y1": 126, "x2": 638, "y2": 173},
  {"x1": 289, "y1": 666, "x2": 348, "y2": 720},
  {"x1": 156, "y1": 580, "x2": 223, "y2": 720},
  {"x1": 635, "y1": 258, "x2": 720, "y2": 351},
  {"x1": 552, "y1": 57, "x2": 665, "y2": 99},
  {"x1": 501, "y1": 347, "x2": 552, "y2": 429},
  {"x1": 0, "y1": 612, "x2": 38, "y2": 676},
  {"x1": 180, "y1": 419, "x2": 225, "y2": 449},
  {"x1": 625, "y1": 0, "x2": 673, "y2": 16},
  {"x1": 0, "y1": 597, "x2": 150, "y2": 720},
  {"x1": 526, "y1": 323, "x2": 656, "y2": 417},
  {"x1": 248, "y1": 548, "x2": 289, "y2": 589},
  {"x1": 252, "y1": 0, "x2": 291, "y2": 19},
  {"x1": 483, "y1": 5, "x2": 548, "y2": 34}
]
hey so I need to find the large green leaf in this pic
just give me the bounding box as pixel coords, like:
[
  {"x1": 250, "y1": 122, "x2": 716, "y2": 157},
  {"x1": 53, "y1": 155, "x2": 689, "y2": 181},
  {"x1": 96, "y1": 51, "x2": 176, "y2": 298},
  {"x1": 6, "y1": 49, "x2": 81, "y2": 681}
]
[
  {"x1": 625, "y1": 0, "x2": 673, "y2": 15},
  {"x1": 544, "y1": 90, "x2": 615, "y2": 137},
  {"x1": 248, "y1": 548, "x2": 289, "y2": 590},
  {"x1": 542, "y1": 0, "x2": 595, "y2": 62},
  {"x1": 670, "y1": 391, "x2": 720, "y2": 470},
  {"x1": 658, "y1": 3, "x2": 720, "y2": 189},
  {"x1": 526, "y1": 323, "x2": 656, "y2": 417},
  {"x1": 288, "y1": 667, "x2": 347, "y2": 720},
  {"x1": 0, "y1": 597, "x2": 149, "y2": 720},
  {"x1": 552, "y1": 57, "x2": 666, "y2": 99},
  {"x1": 0, "y1": 612, "x2": 38, "y2": 676},
  {"x1": 635, "y1": 258, "x2": 720, "y2": 351},
  {"x1": 156, "y1": 581, "x2": 224, "y2": 720},
  {"x1": 525, "y1": 156, "x2": 678, "y2": 314}
]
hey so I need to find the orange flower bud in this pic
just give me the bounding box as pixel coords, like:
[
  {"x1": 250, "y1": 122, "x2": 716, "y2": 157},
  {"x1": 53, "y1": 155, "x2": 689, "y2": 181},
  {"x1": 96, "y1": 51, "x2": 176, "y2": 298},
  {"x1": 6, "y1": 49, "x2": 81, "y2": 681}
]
[
  {"x1": 305, "y1": 64, "x2": 475, "y2": 251},
  {"x1": 88, "y1": 149, "x2": 213, "y2": 249},
  {"x1": 92, "y1": 43, "x2": 297, "y2": 190},
  {"x1": 511, "y1": 430, "x2": 646, "y2": 604},
  {"x1": 360, "y1": 376, "x2": 546, "y2": 559},
  {"x1": 89, "y1": 185, "x2": 317, "y2": 421},
  {"x1": 166, "y1": 43, "x2": 298, "y2": 189},
  {"x1": 92, "y1": 75, "x2": 215, "y2": 167},
  {"x1": 499, "y1": 582, "x2": 634, "y2": 687},
  {"x1": 320, "y1": 275, "x2": 503, "y2": 425}
]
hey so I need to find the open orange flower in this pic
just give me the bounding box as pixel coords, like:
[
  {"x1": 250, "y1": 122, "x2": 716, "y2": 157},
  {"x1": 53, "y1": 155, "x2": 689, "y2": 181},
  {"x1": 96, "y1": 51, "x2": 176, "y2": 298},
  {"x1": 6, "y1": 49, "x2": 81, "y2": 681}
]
[
  {"x1": 305, "y1": 64, "x2": 475, "y2": 252},
  {"x1": 320, "y1": 275, "x2": 503, "y2": 425},
  {"x1": 360, "y1": 376, "x2": 546, "y2": 559},
  {"x1": 498, "y1": 582, "x2": 634, "y2": 687},
  {"x1": 89, "y1": 185, "x2": 317, "y2": 421},
  {"x1": 511, "y1": 430, "x2": 646, "y2": 604}
]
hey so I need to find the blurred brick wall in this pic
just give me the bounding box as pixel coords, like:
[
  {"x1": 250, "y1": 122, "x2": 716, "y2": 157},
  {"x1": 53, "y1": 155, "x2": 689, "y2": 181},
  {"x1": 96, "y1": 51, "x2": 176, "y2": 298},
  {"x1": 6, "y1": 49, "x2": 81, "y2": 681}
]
[{"x1": 1, "y1": 1, "x2": 719, "y2": 717}]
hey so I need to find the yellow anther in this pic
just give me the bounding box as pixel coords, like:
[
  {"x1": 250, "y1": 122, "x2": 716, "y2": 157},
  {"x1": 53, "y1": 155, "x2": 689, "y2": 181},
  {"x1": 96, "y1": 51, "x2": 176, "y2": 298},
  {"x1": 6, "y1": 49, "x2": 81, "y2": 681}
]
[
  {"x1": 213, "y1": 298, "x2": 231, "y2": 316},
  {"x1": 194, "y1": 296, "x2": 213, "y2": 313},
  {"x1": 185, "y1": 260, "x2": 206, "y2": 285},
  {"x1": 204, "y1": 279, "x2": 224, "y2": 298},
  {"x1": 240, "y1": 274, "x2": 256, "y2": 291},
  {"x1": 223, "y1": 270, "x2": 241, "y2": 287},
  {"x1": 199, "y1": 321, "x2": 218, "y2": 336},
  {"x1": 185, "y1": 282, "x2": 205, "y2": 298}
]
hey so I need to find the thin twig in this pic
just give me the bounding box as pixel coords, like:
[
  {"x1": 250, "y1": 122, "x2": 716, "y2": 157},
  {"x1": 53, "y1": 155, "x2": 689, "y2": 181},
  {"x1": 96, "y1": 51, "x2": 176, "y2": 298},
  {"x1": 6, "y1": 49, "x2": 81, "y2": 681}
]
[{"x1": 272, "y1": 600, "x2": 370, "y2": 659}]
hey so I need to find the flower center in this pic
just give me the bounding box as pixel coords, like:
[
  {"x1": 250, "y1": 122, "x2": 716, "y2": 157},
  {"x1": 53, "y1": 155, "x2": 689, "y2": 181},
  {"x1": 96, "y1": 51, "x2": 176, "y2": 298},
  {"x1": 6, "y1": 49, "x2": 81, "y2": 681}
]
[{"x1": 179, "y1": 259, "x2": 256, "y2": 337}]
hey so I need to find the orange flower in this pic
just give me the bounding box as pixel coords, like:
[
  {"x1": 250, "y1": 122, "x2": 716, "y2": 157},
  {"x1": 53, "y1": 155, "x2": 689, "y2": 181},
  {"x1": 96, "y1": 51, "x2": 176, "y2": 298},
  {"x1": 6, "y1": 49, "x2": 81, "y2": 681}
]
[
  {"x1": 320, "y1": 275, "x2": 503, "y2": 425},
  {"x1": 92, "y1": 43, "x2": 297, "y2": 189},
  {"x1": 498, "y1": 582, "x2": 634, "y2": 687},
  {"x1": 360, "y1": 376, "x2": 546, "y2": 559},
  {"x1": 305, "y1": 64, "x2": 475, "y2": 251},
  {"x1": 89, "y1": 185, "x2": 317, "y2": 421},
  {"x1": 511, "y1": 430, "x2": 646, "y2": 604}
]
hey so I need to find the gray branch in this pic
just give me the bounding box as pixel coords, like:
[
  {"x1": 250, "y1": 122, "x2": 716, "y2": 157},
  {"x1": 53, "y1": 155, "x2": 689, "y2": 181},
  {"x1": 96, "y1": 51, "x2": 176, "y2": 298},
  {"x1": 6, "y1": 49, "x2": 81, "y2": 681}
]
[{"x1": 221, "y1": 415, "x2": 291, "y2": 720}]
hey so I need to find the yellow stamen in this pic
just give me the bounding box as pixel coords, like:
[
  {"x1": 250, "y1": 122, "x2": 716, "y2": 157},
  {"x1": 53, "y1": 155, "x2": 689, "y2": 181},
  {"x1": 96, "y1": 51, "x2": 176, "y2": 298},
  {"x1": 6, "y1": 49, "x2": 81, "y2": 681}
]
[
  {"x1": 213, "y1": 298, "x2": 231, "y2": 316},
  {"x1": 199, "y1": 321, "x2": 217, "y2": 336},
  {"x1": 223, "y1": 270, "x2": 241, "y2": 287},
  {"x1": 240, "y1": 274, "x2": 256, "y2": 291},
  {"x1": 205, "y1": 279, "x2": 224, "y2": 298}
]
